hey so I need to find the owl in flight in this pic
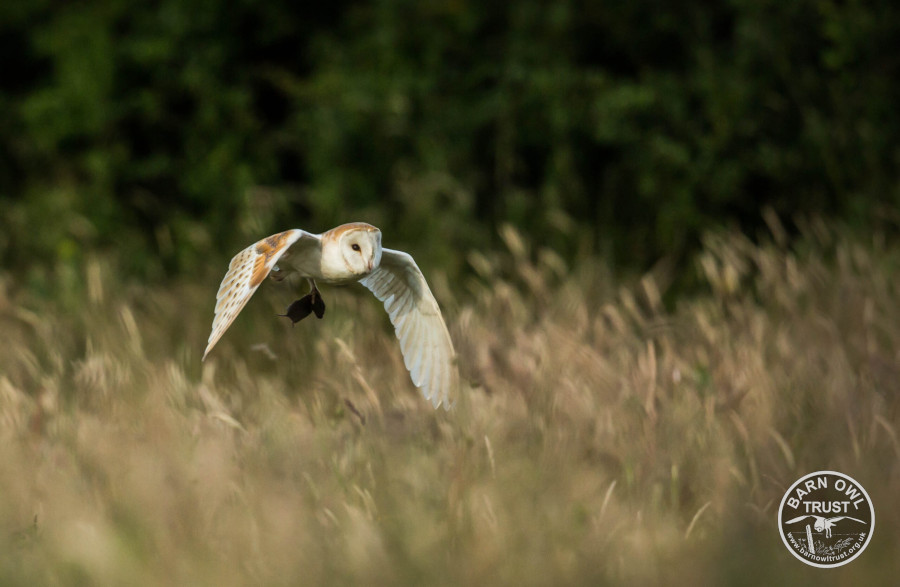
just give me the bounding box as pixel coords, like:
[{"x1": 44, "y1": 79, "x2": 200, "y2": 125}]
[
  {"x1": 783, "y1": 515, "x2": 866, "y2": 539},
  {"x1": 203, "y1": 223, "x2": 457, "y2": 409}
]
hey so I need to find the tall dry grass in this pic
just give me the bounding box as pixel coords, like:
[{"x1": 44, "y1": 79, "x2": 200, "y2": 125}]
[{"x1": 1, "y1": 218, "x2": 899, "y2": 586}]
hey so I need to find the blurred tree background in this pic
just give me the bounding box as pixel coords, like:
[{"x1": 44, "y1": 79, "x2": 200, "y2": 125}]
[{"x1": 2, "y1": 0, "x2": 899, "y2": 287}]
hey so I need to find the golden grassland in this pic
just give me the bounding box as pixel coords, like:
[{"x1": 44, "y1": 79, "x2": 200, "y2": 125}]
[{"x1": 1, "y1": 220, "x2": 899, "y2": 586}]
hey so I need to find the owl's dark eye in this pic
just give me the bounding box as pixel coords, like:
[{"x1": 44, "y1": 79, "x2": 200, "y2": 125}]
[{"x1": 351, "y1": 244, "x2": 361, "y2": 252}]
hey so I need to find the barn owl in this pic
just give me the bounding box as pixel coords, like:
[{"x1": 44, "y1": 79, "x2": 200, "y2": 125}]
[
  {"x1": 203, "y1": 223, "x2": 457, "y2": 409},
  {"x1": 783, "y1": 515, "x2": 866, "y2": 538}
]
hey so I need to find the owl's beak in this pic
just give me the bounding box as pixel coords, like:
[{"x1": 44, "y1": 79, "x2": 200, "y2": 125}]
[{"x1": 367, "y1": 259, "x2": 374, "y2": 271}]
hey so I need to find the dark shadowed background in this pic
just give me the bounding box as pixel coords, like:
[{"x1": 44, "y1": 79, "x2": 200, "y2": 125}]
[{"x1": 2, "y1": 0, "x2": 899, "y2": 284}]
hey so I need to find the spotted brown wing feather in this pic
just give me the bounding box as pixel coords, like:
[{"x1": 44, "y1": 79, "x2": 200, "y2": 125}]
[
  {"x1": 203, "y1": 229, "x2": 318, "y2": 360},
  {"x1": 360, "y1": 248, "x2": 458, "y2": 409}
]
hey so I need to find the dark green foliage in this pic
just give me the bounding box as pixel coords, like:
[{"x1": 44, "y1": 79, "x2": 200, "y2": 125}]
[{"x1": 2, "y1": 0, "x2": 899, "y2": 282}]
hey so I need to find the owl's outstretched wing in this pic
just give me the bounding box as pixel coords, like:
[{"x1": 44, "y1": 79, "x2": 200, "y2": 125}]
[
  {"x1": 828, "y1": 516, "x2": 866, "y2": 524},
  {"x1": 360, "y1": 248, "x2": 458, "y2": 409},
  {"x1": 203, "y1": 229, "x2": 320, "y2": 361}
]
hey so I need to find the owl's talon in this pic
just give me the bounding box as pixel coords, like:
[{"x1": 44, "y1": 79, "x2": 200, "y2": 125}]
[
  {"x1": 307, "y1": 281, "x2": 326, "y2": 319},
  {"x1": 311, "y1": 290, "x2": 326, "y2": 319},
  {"x1": 312, "y1": 296, "x2": 325, "y2": 319}
]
